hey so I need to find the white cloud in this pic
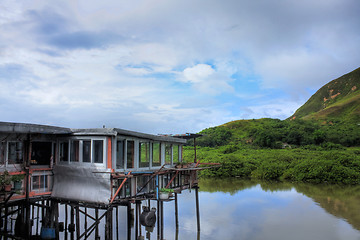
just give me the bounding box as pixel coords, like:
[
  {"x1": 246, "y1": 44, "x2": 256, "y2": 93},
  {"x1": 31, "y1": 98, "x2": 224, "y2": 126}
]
[
  {"x1": 180, "y1": 64, "x2": 234, "y2": 95},
  {"x1": 0, "y1": 0, "x2": 359, "y2": 131}
]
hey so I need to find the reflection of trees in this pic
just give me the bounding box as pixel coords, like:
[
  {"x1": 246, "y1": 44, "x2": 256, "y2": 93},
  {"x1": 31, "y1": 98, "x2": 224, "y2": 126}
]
[
  {"x1": 199, "y1": 178, "x2": 257, "y2": 195},
  {"x1": 293, "y1": 183, "x2": 360, "y2": 231},
  {"x1": 199, "y1": 178, "x2": 360, "y2": 231}
]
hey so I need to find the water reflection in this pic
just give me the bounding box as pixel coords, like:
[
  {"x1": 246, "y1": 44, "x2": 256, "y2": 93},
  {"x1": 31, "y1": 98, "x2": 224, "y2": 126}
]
[
  {"x1": 57, "y1": 179, "x2": 360, "y2": 239},
  {"x1": 198, "y1": 178, "x2": 360, "y2": 240}
]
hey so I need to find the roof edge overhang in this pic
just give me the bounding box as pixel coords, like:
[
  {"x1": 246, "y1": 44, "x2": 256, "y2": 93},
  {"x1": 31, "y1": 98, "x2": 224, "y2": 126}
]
[{"x1": 0, "y1": 121, "x2": 72, "y2": 135}]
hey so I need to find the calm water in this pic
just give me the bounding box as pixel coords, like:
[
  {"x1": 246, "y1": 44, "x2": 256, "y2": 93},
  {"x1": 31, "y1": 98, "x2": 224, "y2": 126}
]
[
  {"x1": 57, "y1": 178, "x2": 360, "y2": 240},
  {"x1": 161, "y1": 178, "x2": 360, "y2": 240}
]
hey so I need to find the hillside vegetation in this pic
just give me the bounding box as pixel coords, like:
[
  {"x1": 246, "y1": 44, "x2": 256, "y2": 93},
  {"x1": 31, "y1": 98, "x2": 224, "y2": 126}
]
[
  {"x1": 184, "y1": 67, "x2": 360, "y2": 184},
  {"x1": 290, "y1": 67, "x2": 360, "y2": 123}
]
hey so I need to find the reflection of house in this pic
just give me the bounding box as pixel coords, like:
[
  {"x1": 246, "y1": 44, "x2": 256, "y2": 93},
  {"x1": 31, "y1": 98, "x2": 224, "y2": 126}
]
[{"x1": 0, "y1": 122, "x2": 199, "y2": 204}]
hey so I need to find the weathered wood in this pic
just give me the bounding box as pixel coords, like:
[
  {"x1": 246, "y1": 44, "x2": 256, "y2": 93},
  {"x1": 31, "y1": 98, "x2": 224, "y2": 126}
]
[{"x1": 75, "y1": 206, "x2": 80, "y2": 239}]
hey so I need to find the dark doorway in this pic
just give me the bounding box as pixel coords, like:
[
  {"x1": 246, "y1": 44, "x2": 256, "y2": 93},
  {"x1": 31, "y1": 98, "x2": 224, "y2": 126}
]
[{"x1": 31, "y1": 142, "x2": 52, "y2": 165}]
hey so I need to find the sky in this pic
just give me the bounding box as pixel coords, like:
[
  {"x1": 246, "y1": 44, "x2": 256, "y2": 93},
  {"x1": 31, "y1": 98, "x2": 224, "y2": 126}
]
[{"x1": 0, "y1": 0, "x2": 359, "y2": 134}]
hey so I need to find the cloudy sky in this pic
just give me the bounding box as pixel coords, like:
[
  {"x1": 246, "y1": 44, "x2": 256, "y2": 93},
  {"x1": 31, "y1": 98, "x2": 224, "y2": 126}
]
[{"x1": 0, "y1": 0, "x2": 359, "y2": 134}]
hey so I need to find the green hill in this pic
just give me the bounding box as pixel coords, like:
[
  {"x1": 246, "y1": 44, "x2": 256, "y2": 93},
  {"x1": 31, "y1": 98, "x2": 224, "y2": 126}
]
[
  {"x1": 289, "y1": 67, "x2": 360, "y2": 123},
  {"x1": 190, "y1": 67, "x2": 360, "y2": 149}
]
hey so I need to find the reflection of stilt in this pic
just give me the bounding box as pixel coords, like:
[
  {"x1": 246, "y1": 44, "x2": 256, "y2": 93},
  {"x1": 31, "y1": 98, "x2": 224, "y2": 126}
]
[
  {"x1": 195, "y1": 186, "x2": 200, "y2": 232},
  {"x1": 160, "y1": 200, "x2": 164, "y2": 240},
  {"x1": 175, "y1": 193, "x2": 179, "y2": 229},
  {"x1": 115, "y1": 206, "x2": 119, "y2": 240},
  {"x1": 127, "y1": 202, "x2": 132, "y2": 240},
  {"x1": 157, "y1": 200, "x2": 160, "y2": 240}
]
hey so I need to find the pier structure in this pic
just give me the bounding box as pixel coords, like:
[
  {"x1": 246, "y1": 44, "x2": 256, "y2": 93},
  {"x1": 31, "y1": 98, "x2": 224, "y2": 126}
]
[{"x1": 0, "y1": 122, "x2": 211, "y2": 239}]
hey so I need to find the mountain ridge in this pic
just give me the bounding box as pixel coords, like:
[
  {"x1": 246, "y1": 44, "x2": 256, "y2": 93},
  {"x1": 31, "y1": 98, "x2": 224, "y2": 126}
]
[{"x1": 289, "y1": 67, "x2": 360, "y2": 123}]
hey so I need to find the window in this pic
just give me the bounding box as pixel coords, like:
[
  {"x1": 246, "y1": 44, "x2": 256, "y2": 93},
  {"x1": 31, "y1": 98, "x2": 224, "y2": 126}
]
[
  {"x1": 8, "y1": 142, "x2": 23, "y2": 164},
  {"x1": 152, "y1": 142, "x2": 161, "y2": 167},
  {"x1": 31, "y1": 142, "x2": 52, "y2": 165},
  {"x1": 165, "y1": 144, "x2": 172, "y2": 164},
  {"x1": 59, "y1": 142, "x2": 69, "y2": 162},
  {"x1": 70, "y1": 140, "x2": 80, "y2": 162},
  {"x1": 93, "y1": 140, "x2": 103, "y2": 163},
  {"x1": 0, "y1": 142, "x2": 5, "y2": 165},
  {"x1": 127, "y1": 140, "x2": 135, "y2": 168},
  {"x1": 173, "y1": 145, "x2": 179, "y2": 163},
  {"x1": 83, "y1": 140, "x2": 91, "y2": 163},
  {"x1": 116, "y1": 140, "x2": 125, "y2": 169},
  {"x1": 32, "y1": 174, "x2": 52, "y2": 193},
  {"x1": 139, "y1": 142, "x2": 150, "y2": 168}
]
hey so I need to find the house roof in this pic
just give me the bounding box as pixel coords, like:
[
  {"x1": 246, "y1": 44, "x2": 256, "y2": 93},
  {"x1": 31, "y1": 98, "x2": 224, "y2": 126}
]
[{"x1": 0, "y1": 122, "x2": 186, "y2": 143}]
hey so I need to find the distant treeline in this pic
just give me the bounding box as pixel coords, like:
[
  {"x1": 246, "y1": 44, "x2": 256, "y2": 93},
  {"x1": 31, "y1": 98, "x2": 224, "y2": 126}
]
[
  {"x1": 183, "y1": 118, "x2": 360, "y2": 184},
  {"x1": 183, "y1": 146, "x2": 360, "y2": 184},
  {"x1": 187, "y1": 118, "x2": 360, "y2": 148}
]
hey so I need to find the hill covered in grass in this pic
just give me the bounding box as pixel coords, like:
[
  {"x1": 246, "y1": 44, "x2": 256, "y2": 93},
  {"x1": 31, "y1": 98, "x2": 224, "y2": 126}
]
[
  {"x1": 183, "y1": 67, "x2": 360, "y2": 183},
  {"x1": 289, "y1": 67, "x2": 360, "y2": 123}
]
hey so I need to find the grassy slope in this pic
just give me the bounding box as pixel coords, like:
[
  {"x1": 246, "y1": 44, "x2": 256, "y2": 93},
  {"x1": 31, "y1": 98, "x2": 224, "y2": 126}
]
[
  {"x1": 184, "y1": 67, "x2": 360, "y2": 183},
  {"x1": 290, "y1": 67, "x2": 360, "y2": 123}
]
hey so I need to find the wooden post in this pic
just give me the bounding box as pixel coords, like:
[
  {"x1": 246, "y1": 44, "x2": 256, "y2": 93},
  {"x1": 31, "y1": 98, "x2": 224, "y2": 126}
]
[
  {"x1": 115, "y1": 206, "x2": 119, "y2": 240},
  {"x1": 135, "y1": 202, "x2": 139, "y2": 239},
  {"x1": 127, "y1": 203, "x2": 131, "y2": 240},
  {"x1": 54, "y1": 201, "x2": 60, "y2": 240},
  {"x1": 175, "y1": 193, "x2": 179, "y2": 229},
  {"x1": 36, "y1": 202, "x2": 40, "y2": 236},
  {"x1": 161, "y1": 201, "x2": 164, "y2": 240},
  {"x1": 75, "y1": 206, "x2": 80, "y2": 239},
  {"x1": 95, "y1": 208, "x2": 99, "y2": 240},
  {"x1": 157, "y1": 200, "x2": 160, "y2": 240},
  {"x1": 105, "y1": 207, "x2": 113, "y2": 240},
  {"x1": 64, "y1": 204, "x2": 68, "y2": 240},
  {"x1": 194, "y1": 137, "x2": 197, "y2": 163},
  {"x1": 70, "y1": 206, "x2": 74, "y2": 240},
  {"x1": 84, "y1": 208, "x2": 87, "y2": 240}
]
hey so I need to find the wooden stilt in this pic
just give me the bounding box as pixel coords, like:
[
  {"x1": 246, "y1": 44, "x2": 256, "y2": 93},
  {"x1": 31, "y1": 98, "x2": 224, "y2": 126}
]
[
  {"x1": 70, "y1": 206, "x2": 74, "y2": 240},
  {"x1": 84, "y1": 208, "x2": 87, "y2": 240},
  {"x1": 157, "y1": 200, "x2": 160, "y2": 240},
  {"x1": 127, "y1": 202, "x2": 131, "y2": 240},
  {"x1": 75, "y1": 206, "x2": 80, "y2": 239},
  {"x1": 105, "y1": 207, "x2": 113, "y2": 240},
  {"x1": 95, "y1": 208, "x2": 99, "y2": 240},
  {"x1": 115, "y1": 206, "x2": 119, "y2": 240},
  {"x1": 175, "y1": 193, "x2": 179, "y2": 229},
  {"x1": 36, "y1": 202, "x2": 40, "y2": 236},
  {"x1": 64, "y1": 204, "x2": 68, "y2": 240},
  {"x1": 135, "y1": 202, "x2": 139, "y2": 239},
  {"x1": 161, "y1": 201, "x2": 164, "y2": 240}
]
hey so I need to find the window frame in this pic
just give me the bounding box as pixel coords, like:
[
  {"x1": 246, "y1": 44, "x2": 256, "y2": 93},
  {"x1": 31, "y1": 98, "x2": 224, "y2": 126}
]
[
  {"x1": 7, "y1": 141, "x2": 23, "y2": 165},
  {"x1": 58, "y1": 137, "x2": 106, "y2": 166},
  {"x1": 139, "y1": 141, "x2": 150, "y2": 168}
]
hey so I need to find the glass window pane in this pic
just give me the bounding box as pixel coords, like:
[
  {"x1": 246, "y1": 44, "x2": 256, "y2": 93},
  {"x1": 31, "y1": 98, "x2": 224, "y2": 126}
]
[
  {"x1": 0, "y1": 142, "x2": 5, "y2": 165},
  {"x1": 93, "y1": 140, "x2": 103, "y2": 163},
  {"x1": 173, "y1": 145, "x2": 179, "y2": 163},
  {"x1": 70, "y1": 140, "x2": 80, "y2": 162},
  {"x1": 83, "y1": 140, "x2": 91, "y2": 162},
  {"x1": 126, "y1": 140, "x2": 134, "y2": 168},
  {"x1": 8, "y1": 142, "x2": 23, "y2": 164},
  {"x1": 60, "y1": 142, "x2": 69, "y2": 162},
  {"x1": 116, "y1": 140, "x2": 125, "y2": 168},
  {"x1": 165, "y1": 144, "x2": 172, "y2": 164},
  {"x1": 139, "y1": 142, "x2": 150, "y2": 168},
  {"x1": 152, "y1": 142, "x2": 161, "y2": 167}
]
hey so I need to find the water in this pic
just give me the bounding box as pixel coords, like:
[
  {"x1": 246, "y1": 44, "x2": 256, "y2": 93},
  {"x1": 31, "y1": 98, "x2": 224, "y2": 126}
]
[
  {"x1": 162, "y1": 178, "x2": 360, "y2": 240},
  {"x1": 56, "y1": 178, "x2": 360, "y2": 239}
]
